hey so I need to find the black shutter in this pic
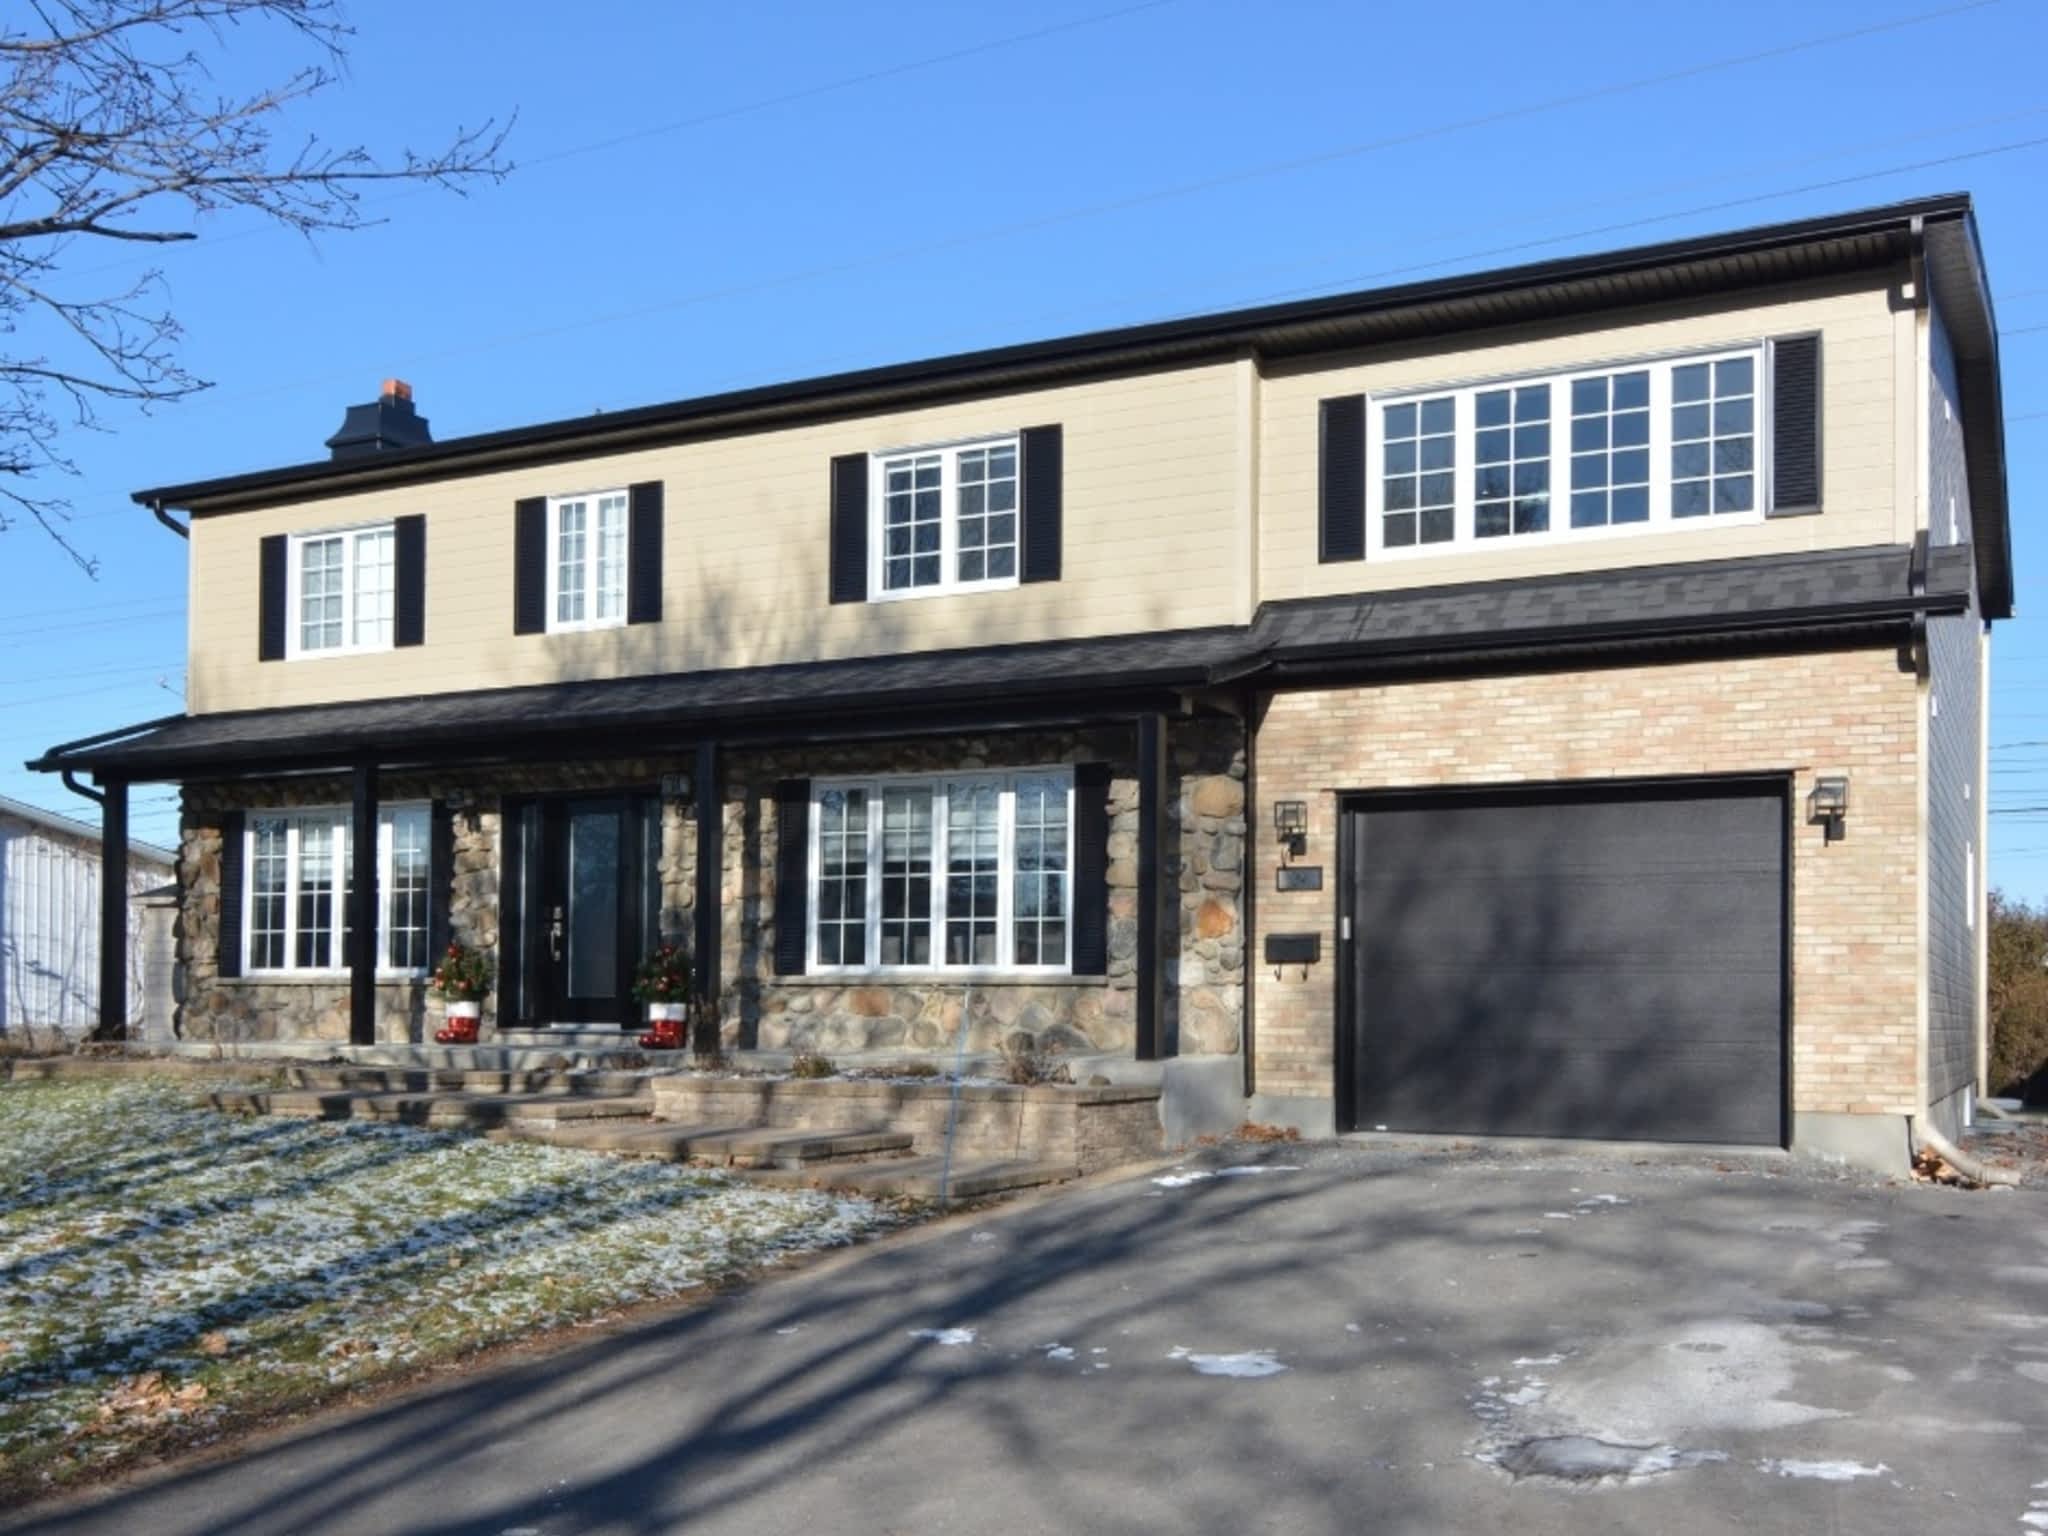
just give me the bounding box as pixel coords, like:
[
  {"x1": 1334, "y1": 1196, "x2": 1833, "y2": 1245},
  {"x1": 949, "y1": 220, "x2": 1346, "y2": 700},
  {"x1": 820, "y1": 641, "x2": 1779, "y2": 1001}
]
[
  {"x1": 628, "y1": 480, "x2": 663, "y2": 624},
  {"x1": 828, "y1": 454, "x2": 868, "y2": 604},
  {"x1": 1769, "y1": 334, "x2": 1823, "y2": 517},
  {"x1": 1020, "y1": 423, "x2": 1063, "y2": 584},
  {"x1": 216, "y1": 809, "x2": 245, "y2": 978},
  {"x1": 1071, "y1": 763, "x2": 1111, "y2": 976},
  {"x1": 1319, "y1": 395, "x2": 1367, "y2": 562},
  {"x1": 258, "y1": 536, "x2": 288, "y2": 660},
  {"x1": 427, "y1": 801, "x2": 455, "y2": 962},
  {"x1": 773, "y1": 779, "x2": 810, "y2": 975},
  {"x1": 394, "y1": 514, "x2": 426, "y2": 648},
  {"x1": 513, "y1": 496, "x2": 547, "y2": 634}
]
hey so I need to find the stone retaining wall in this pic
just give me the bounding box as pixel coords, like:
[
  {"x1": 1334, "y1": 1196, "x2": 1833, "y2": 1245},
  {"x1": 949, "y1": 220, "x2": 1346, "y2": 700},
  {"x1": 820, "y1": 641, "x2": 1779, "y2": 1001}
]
[{"x1": 650, "y1": 1075, "x2": 1163, "y2": 1173}]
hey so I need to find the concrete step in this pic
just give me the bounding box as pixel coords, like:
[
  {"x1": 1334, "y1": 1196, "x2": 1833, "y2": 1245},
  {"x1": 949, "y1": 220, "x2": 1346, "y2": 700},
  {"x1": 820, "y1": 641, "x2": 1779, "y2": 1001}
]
[
  {"x1": 748, "y1": 1156, "x2": 1080, "y2": 1200},
  {"x1": 210, "y1": 1088, "x2": 652, "y2": 1130},
  {"x1": 687, "y1": 1127, "x2": 915, "y2": 1169},
  {"x1": 282, "y1": 1066, "x2": 654, "y2": 1097},
  {"x1": 499, "y1": 1120, "x2": 913, "y2": 1168}
]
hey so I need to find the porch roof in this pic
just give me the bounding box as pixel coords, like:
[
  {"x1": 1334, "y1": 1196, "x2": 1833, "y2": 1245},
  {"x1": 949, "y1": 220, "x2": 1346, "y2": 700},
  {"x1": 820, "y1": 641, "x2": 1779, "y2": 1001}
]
[{"x1": 30, "y1": 542, "x2": 1971, "y2": 782}]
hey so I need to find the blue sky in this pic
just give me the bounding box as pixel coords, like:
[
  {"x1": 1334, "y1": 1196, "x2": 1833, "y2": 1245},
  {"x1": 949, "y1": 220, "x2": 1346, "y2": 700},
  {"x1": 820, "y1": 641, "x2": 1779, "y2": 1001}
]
[{"x1": 4, "y1": 0, "x2": 2046, "y2": 886}]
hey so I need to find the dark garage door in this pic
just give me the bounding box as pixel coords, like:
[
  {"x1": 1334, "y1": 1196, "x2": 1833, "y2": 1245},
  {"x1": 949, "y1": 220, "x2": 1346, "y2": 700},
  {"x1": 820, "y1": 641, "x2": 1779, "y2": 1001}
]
[{"x1": 1342, "y1": 779, "x2": 1786, "y2": 1146}]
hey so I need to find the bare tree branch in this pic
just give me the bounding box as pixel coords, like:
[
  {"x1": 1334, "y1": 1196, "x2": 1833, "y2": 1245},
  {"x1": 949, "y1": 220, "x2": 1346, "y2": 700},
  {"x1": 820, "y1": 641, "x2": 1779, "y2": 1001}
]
[{"x1": 0, "y1": 0, "x2": 514, "y2": 572}]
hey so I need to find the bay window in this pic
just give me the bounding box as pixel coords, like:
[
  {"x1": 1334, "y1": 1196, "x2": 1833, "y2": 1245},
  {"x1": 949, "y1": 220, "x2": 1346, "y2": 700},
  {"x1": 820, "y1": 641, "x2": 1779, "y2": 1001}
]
[
  {"x1": 1365, "y1": 344, "x2": 1767, "y2": 556},
  {"x1": 809, "y1": 770, "x2": 1071, "y2": 974},
  {"x1": 243, "y1": 805, "x2": 431, "y2": 975}
]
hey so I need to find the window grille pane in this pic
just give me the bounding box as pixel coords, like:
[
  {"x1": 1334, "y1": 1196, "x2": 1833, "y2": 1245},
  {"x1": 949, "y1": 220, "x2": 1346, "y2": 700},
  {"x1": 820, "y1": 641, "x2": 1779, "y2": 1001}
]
[
  {"x1": 1475, "y1": 384, "x2": 1550, "y2": 538},
  {"x1": 814, "y1": 789, "x2": 868, "y2": 965},
  {"x1": 298, "y1": 537, "x2": 345, "y2": 651},
  {"x1": 250, "y1": 817, "x2": 289, "y2": 969},
  {"x1": 945, "y1": 780, "x2": 1001, "y2": 966},
  {"x1": 1012, "y1": 776, "x2": 1068, "y2": 966},
  {"x1": 295, "y1": 818, "x2": 336, "y2": 969},
  {"x1": 878, "y1": 787, "x2": 933, "y2": 966},
  {"x1": 387, "y1": 810, "x2": 430, "y2": 971},
  {"x1": 556, "y1": 501, "x2": 588, "y2": 622},
  {"x1": 956, "y1": 444, "x2": 1018, "y2": 584},
  {"x1": 351, "y1": 527, "x2": 395, "y2": 648},
  {"x1": 1569, "y1": 371, "x2": 1652, "y2": 528},
  {"x1": 594, "y1": 493, "x2": 628, "y2": 620},
  {"x1": 1671, "y1": 359, "x2": 1756, "y2": 517},
  {"x1": 882, "y1": 455, "x2": 944, "y2": 591},
  {"x1": 1382, "y1": 396, "x2": 1456, "y2": 547}
]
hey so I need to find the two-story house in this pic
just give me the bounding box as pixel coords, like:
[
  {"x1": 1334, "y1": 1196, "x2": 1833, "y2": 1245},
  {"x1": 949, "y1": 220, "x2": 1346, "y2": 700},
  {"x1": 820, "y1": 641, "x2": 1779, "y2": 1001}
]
[{"x1": 35, "y1": 193, "x2": 2008, "y2": 1173}]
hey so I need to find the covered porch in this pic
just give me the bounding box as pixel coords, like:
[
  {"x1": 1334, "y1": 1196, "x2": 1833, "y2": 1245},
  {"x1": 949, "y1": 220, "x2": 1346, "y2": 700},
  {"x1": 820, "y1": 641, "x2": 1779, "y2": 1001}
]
[{"x1": 32, "y1": 629, "x2": 1251, "y2": 1085}]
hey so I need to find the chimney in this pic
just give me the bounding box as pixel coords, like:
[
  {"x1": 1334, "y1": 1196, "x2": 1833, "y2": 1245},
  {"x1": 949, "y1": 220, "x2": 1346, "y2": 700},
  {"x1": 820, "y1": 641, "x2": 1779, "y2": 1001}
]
[{"x1": 325, "y1": 378, "x2": 433, "y2": 460}]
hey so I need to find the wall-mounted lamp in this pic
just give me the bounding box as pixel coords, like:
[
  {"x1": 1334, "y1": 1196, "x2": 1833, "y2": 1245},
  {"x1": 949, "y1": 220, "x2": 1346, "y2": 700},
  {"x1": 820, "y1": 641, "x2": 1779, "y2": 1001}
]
[
  {"x1": 1274, "y1": 800, "x2": 1308, "y2": 860},
  {"x1": 1807, "y1": 775, "x2": 1850, "y2": 843}
]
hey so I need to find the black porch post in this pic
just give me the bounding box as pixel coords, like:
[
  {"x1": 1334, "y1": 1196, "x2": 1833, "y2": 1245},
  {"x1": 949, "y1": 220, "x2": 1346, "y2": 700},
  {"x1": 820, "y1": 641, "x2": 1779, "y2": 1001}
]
[
  {"x1": 1135, "y1": 711, "x2": 1166, "y2": 1062},
  {"x1": 693, "y1": 740, "x2": 722, "y2": 1007},
  {"x1": 349, "y1": 761, "x2": 379, "y2": 1046},
  {"x1": 95, "y1": 777, "x2": 129, "y2": 1042}
]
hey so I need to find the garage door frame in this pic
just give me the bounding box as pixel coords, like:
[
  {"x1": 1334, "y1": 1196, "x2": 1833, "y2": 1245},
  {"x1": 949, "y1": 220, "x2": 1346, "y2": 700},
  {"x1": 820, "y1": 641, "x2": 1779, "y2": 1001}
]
[{"x1": 1333, "y1": 772, "x2": 1792, "y2": 1145}]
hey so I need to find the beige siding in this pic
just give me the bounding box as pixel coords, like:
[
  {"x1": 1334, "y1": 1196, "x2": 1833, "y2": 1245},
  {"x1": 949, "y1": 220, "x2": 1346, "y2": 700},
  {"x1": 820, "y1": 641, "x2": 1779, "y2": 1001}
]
[
  {"x1": 187, "y1": 276, "x2": 1913, "y2": 714},
  {"x1": 1258, "y1": 281, "x2": 1905, "y2": 603},
  {"x1": 187, "y1": 363, "x2": 1247, "y2": 713}
]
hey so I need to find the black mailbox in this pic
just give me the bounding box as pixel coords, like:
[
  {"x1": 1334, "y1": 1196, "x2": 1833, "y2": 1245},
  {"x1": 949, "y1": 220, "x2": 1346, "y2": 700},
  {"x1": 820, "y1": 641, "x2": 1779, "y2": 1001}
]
[{"x1": 1263, "y1": 932, "x2": 1321, "y2": 966}]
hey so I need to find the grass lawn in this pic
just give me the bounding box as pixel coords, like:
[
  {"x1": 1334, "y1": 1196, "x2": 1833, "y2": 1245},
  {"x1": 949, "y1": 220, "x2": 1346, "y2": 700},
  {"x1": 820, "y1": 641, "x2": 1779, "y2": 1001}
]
[{"x1": 0, "y1": 1075, "x2": 898, "y2": 1498}]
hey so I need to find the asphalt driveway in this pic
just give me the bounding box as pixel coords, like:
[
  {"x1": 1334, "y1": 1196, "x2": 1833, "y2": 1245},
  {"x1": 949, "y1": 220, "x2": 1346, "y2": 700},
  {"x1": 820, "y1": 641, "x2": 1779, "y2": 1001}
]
[{"x1": 9, "y1": 1138, "x2": 2047, "y2": 1536}]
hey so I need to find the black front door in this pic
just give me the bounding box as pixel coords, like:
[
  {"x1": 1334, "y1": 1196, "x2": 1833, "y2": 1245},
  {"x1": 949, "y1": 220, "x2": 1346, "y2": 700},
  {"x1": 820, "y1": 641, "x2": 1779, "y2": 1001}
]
[{"x1": 506, "y1": 794, "x2": 661, "y2": 1027}]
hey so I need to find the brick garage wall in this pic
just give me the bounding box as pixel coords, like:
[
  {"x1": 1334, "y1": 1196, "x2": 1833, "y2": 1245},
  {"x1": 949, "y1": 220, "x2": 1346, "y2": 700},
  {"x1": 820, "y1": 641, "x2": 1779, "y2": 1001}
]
[{"x1": 1252, "y1": 647, "x2": 1921, "y2": 1118}]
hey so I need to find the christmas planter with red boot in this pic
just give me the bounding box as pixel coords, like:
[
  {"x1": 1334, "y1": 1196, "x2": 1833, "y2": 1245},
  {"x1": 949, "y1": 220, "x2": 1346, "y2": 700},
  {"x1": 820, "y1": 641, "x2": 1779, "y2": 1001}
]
[
  {"x1": 633, "y1": 944, "x2": 692, "y2": 1050},
  {"x1": 430, "y1": 942, "x2": 490, "y2": 1044}
]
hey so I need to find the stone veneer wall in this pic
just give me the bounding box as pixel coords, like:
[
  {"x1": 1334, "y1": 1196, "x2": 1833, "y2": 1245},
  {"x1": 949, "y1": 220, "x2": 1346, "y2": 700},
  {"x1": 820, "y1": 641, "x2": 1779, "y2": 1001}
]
[
  {"x1": 1251, "y1": 647, "x2": 1922, "y2": 1119},
  {"x1": 177, "y1": 760, "x2": 673, "y2": 1045},
  {"x1": 175, "y1": 724, "x2": 1247, "y2": 1057}
]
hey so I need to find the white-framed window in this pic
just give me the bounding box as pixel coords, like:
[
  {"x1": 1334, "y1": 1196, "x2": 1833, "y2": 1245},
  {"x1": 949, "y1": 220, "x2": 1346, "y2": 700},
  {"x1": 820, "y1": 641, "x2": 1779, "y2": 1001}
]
[
  {"x1": 547, "y1": 490, "x2": 629, "y2": 631},
  {"x1": 870, "y1": 435, "x2": 1020, "y2": 599},
  {"x1": 1364, "y1": 344, "x2": 1768, "y2": 558},
  {"x1": 243, "y1": 805, "x2": 432, "y2": 975},
  {"x1": 289, "y1": 524, "x2": 396, "y2": 656},
  {"x1": 807, "y1": 769, "x2": 1071, "y2": 975}
]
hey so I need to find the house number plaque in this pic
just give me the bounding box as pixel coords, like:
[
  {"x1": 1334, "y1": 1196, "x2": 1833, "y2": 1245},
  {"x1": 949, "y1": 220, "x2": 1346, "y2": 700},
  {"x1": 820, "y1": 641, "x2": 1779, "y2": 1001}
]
[{"x1": 1275, "y1": 865, "x2": 1324, "y2": 892}]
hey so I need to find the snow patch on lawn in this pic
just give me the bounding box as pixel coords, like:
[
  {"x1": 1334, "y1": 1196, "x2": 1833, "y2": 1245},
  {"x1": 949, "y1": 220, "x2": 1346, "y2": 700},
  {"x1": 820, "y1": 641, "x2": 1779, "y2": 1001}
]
[
  {"x1": 0, "y1": 1076, "x2": 896, "y2": 1486},
  {"x1": 908, "y1": 1328, "x2": 977, "y2": 1348}
]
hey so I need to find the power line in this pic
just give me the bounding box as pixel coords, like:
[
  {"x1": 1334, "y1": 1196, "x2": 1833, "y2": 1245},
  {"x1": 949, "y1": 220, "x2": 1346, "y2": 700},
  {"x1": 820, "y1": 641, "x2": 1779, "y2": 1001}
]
[
  {"x1": 67, "y1": 0, "x2": 1191, "y2": 282},
  {"x1": 0, "y1": 661, "x2": 185, "y2": 690},
  {"x1": 216, "y1": 1, "x2": 2017, "y2": 407}
]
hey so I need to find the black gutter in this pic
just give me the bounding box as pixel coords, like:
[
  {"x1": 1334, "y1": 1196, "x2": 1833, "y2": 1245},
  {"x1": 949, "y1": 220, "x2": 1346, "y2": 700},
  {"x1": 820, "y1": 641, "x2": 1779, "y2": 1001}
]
[{"x1": 132, "y1": 194, "x2": 1974, "y2": 515}]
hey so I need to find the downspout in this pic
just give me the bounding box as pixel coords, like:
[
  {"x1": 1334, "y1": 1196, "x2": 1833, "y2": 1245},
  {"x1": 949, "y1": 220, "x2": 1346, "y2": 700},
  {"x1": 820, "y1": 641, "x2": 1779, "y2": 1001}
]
[
  {"x1": 150, "y1": 497, "x2": 189, "y2": 539},
  {"x1": 1900, "y1": 221, "x2": 2009, "y2": 1184}
]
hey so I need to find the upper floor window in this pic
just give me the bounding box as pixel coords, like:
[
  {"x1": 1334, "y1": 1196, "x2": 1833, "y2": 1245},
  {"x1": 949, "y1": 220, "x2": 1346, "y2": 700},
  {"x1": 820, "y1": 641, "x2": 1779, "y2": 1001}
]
[
  {"x1": 290, "y1": 524, "x2": 394, "y2": 656},
  {"x1": 244, "y1": 804, "x2": 431, "y2": 976},
  {"x1": 1366, "y1": 345, "x2": 1764, "y2": 557},
  {"x1": 872, "y1": 436, "x2": 1019, "y2": 599},
  {"x1": 809, "y1": 769, "x2": 1071, "y2": 975},
  {"x1": 548, "y1": 490, "x2": 629, "y2": 631}
]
